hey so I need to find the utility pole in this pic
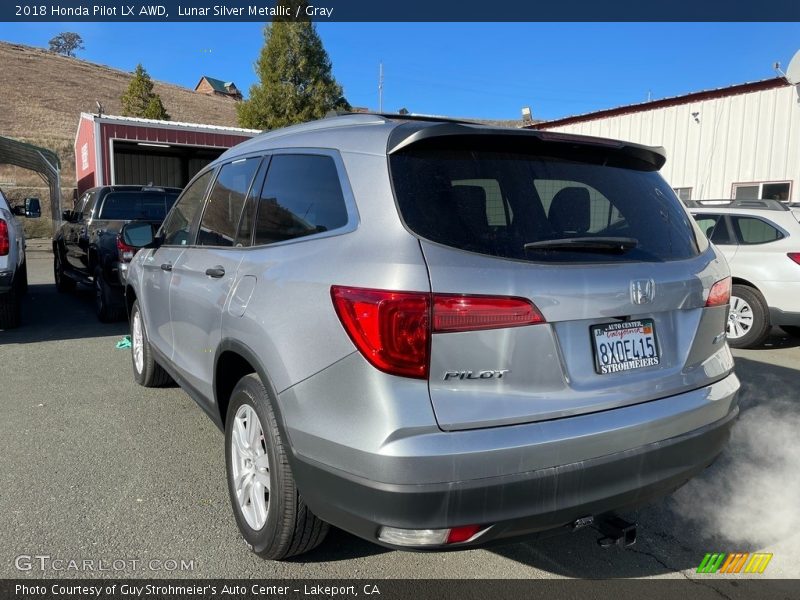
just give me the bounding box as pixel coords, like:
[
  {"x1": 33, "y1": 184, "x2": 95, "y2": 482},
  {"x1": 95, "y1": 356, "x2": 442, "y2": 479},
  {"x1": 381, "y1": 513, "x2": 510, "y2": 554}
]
[{"x1": 378, "y1": 62, "x2": 384, "y2": 113}]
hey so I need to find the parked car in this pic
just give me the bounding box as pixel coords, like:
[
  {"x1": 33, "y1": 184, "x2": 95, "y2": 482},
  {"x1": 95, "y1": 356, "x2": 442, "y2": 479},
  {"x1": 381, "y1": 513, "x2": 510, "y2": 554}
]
[
  {"x1": 52, "y1": 185, "x2": 180, "y2": 321},
  {"x1": 0, "y1": 190, "x2": 40, "y2": 329},
  {"x1": 121, "y1": 114, "x2": 739, "y2": 559},
  {"x1": 688, "y1": 199, "x2": 800, "y2": 347}
]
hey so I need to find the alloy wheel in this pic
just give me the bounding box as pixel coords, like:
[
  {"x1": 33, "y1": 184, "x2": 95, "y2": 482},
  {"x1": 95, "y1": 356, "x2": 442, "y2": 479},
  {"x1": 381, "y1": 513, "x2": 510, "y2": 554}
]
[
  {"x1": 230, "y1": 404, "x2": 270, "y2": 530},
  {"x1": 727, "y1": 295, "x2": 754, "y2": 340},
  {"x1": 131, "y1": 310, "x2": 144, "y2": 374}
]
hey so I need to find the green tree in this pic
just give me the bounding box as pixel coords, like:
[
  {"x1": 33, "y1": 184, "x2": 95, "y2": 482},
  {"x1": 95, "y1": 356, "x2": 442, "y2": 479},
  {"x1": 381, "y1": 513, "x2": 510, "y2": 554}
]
[
  {"x1": 121, "y1": 64, "x2": 170, "y2": 120},
  {"x1": 48, "y1": 32, "x2": 84, "y2": 57},
  {"x1": 238, "y1": 4, "x2": 349, "y2": 130}
]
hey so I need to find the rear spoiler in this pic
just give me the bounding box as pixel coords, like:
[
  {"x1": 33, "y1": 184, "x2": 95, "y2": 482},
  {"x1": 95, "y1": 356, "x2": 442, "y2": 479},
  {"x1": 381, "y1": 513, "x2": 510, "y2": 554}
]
[{"x1": 386, "y1": 122, "x2": 667, "y2": 171}]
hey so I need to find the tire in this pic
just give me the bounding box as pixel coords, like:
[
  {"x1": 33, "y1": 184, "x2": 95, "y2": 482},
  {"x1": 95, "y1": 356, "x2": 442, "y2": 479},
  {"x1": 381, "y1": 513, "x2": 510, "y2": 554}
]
[
  {"x1": 19, "y1": 260, "x2": 28, "y2": 296},
  {"x1": 225, "y1": 374, "x2": 328, "y2": 560},
  {"x1": 54, "y1": 250, "x2": 76, "y2": 293},
  {"x1": 0, "y1": 276, "x2": 21, "y2": 329},
  {"x1": 781, "y1": 326, "x2": 800, "y2": 338},
  {"x1": 130, "y1": 300, "x2": 172, "y2": 387},
  {"x1": 726, "y1": 284, "x2": 770, "y2": 349},
  {"x1": 94, "y1": 266, "x2": 123, "y2": 323}
]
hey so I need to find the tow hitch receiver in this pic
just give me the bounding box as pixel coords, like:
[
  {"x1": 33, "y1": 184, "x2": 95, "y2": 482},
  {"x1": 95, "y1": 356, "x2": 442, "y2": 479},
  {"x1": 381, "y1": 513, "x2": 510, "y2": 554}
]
[{"x1": 595, "y1": 514, "x2": 637, "y2": 548}]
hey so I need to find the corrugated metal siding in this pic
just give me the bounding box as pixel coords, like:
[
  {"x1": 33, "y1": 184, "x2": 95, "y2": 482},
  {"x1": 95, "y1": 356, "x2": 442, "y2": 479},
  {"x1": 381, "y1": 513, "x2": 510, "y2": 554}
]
[
  {"x1": 114, "y1": 152, "x2": 182, "y2": 187},
  {"x1": 542, "y1": 85, "x2": 800, "y2": 201}
]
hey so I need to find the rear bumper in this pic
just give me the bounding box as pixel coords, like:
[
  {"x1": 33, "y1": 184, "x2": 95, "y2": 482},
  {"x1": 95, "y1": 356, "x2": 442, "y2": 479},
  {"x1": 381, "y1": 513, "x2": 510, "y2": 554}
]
[{"x1": 292, "y1": 376, "x2": 739, "y2": 549}]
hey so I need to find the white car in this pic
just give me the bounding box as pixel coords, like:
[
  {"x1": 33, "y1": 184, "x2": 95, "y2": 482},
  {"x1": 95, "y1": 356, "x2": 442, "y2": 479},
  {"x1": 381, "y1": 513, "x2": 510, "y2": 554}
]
[{"x1": 689, "y1": 199, "x2": 800, "y2": 348}]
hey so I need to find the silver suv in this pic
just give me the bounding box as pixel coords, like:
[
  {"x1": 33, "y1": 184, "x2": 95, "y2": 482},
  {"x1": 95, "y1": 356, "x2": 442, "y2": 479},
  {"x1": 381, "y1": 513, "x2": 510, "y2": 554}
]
[{"x1": 122, "y1": 114, "x2": 740, "y2": 559}]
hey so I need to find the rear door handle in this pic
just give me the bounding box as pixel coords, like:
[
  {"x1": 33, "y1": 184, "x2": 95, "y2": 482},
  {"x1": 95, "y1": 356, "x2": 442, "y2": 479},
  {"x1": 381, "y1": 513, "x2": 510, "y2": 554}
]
[
  {"x1": 160, "y1": 263, "x2": 172, "y2": 272},
  {"x1": 205, "y1": 266, "x2": 225, "y2": 278}
]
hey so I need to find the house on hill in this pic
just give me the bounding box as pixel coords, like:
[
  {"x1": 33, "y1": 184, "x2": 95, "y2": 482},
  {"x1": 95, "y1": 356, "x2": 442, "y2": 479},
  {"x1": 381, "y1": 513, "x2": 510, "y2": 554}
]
[{"x1": 194, "y1": 76, "x2": 243, "y2": 100}]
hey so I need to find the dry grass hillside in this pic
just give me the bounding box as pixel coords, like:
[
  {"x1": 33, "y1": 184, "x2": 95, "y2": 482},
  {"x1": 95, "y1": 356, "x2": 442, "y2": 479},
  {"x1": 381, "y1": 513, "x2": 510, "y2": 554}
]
[{"x1": 0, "y1": 41, "x2": 243, "y2": 233}]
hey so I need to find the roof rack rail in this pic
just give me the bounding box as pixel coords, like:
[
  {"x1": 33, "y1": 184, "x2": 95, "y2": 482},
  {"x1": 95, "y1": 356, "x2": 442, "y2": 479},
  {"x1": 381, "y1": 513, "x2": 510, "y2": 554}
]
[
  {"x1": 324, "y1": 110, "x2": 477, "y2": 125},
  {"x1": 683, "y1": 198, "x2": 790, "y2": 211}
]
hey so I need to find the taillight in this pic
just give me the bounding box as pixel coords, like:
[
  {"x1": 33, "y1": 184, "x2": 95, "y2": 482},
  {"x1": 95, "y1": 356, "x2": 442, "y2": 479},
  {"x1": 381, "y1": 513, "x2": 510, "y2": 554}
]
[
  {"x1": 331, "y1": 287, "x2": 431, "y2": 379},
  {"x1": 706, "y1": 276, "x2": 731, "y2": 307},
  {"x1": 433, "y1": 295, "x2": 544, "y2": 332},
  {"x1": 0, "y1": 219, "x2": 8, "y2": 256},
  {"x1": 788, "y1": 253, "x2": 800, "y2": 265},
  {"x1": 116, "y1": 235, "x2": 135, "y2": 262},
  {"x1": 331, "y1": 286, "x2": 545, "y2": 379}
]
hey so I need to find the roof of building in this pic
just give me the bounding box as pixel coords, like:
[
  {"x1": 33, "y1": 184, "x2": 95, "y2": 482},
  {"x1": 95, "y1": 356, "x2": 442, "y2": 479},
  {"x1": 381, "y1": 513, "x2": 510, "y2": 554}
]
[
  {"x1": 530, "y1": 77, "x2": 791, "y2": 130},
  {"x1": 198, "y1": 76, "x2": 239, "y2": 94},
  {"x1": 79, "y1": 112, "x2": 260, "y2": 135}
]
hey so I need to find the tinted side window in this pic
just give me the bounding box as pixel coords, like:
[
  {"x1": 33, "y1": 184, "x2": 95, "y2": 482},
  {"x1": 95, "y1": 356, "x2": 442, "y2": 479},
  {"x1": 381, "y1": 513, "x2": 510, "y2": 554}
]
[
  {"x1": 198, "y1": 158, "x2": 261, "y2": 247},
  {"x1": 693, "y1": 214, "x2": 734, "y2": 245},
  {"x1": 83, "y1": 191, "x2": 100, "y2": 219},
  {"x1": 161, "y1": 171, "x2": 213, "y2": 246},
  {"x1": 254, "y1": 155, "x2": 348, "y2": 245},
  {"x1": 731, "y1": 216, "x2": 784, "y2": 245}
]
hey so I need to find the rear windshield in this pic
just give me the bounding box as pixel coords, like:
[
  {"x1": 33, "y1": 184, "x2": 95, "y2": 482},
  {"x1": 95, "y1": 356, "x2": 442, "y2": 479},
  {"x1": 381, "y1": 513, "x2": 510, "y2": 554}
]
[
  {"x1": 98, "y1": 192, "x2": 179, "y2": 221},
  {"x1": 390, "y1": 148, "x2": 700, "y2": 263}
]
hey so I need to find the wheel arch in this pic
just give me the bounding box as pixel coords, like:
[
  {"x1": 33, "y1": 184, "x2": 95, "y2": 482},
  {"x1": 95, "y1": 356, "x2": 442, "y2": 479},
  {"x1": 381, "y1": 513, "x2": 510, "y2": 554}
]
[
  {"x1": 214, "y1": 340, "x2": 292, "y2": 444},
  {"x1": 124, "y1": 284, "x2": 137, "y2": 320},
  {"x1": 731, "y1": 276, "x2": 761, "y2": 293}
]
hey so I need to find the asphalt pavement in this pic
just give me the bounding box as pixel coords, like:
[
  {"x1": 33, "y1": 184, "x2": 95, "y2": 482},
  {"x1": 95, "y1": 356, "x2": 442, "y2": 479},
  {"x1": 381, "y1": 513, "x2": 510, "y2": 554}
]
[{"x1": 1, "y1": 240, "x2": 799, "y2": 592}]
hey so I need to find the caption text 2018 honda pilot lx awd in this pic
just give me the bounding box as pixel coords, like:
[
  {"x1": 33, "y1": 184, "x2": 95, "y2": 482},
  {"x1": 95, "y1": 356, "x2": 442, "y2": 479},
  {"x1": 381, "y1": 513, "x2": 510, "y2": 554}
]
[{"x1": 121, "y1": 114, "x2": 739, "y2": 559}]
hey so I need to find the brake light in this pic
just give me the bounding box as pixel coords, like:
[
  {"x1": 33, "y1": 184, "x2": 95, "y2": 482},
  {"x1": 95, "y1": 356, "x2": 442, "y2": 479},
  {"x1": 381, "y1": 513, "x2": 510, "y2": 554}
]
[
  {"x1": 0, "y1": 219, "x2": 8, "y2": 256},
  {"x1": 788, "y1": 253, "x2": 800, "y2": 265},
  {"x1": 116, "y1": 235, "x2": 135, "y2": 262},
  {"x1": 331, "y1": 286, "x2": 546, "y2": 379},
  {"x1": 331, "y1": 287, "x2": 431, "y2": 379},
  {"x1": 706, "y1": 276, "x2": 731, "y2": 307},
  {"x1": 433, "y1": 295, "x2": 544, "y2": 332}
]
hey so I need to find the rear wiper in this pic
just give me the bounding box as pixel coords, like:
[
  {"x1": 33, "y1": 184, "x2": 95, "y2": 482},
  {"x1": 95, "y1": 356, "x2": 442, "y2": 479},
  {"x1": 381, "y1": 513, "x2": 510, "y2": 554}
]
[{"x1": 523, "y1": 237, "x2": 639, "y2": 253}]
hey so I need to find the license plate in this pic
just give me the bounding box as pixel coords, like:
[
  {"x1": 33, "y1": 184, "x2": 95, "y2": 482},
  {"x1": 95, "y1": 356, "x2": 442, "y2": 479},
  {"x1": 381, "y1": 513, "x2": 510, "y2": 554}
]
[{"x1": 591, "y1": 319, "x2": 659, "y2": 375}]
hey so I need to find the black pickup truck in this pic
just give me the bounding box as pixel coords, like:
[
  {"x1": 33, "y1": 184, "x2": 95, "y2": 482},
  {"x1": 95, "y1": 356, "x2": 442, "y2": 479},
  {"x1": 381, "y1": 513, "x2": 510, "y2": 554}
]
[{"x1": 53, "y1": 185, "x2": 180, "y2": 321}]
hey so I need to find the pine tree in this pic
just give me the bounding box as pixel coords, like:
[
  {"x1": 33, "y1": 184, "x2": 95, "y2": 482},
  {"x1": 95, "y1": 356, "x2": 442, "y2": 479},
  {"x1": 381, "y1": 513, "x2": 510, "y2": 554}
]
[
  {"x1": 238, "y1": 4, "x2": 349, "y2": 130},
  {"x1": 121, "y1": 64, "x2": 170, "y2": 120}
]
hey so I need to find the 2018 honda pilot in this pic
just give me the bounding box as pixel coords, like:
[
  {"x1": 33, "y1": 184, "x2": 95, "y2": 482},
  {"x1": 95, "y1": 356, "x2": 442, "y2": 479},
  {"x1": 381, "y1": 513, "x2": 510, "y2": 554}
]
[{"x1": 121, "y1": 114, "x2": 740, "y2": 559}]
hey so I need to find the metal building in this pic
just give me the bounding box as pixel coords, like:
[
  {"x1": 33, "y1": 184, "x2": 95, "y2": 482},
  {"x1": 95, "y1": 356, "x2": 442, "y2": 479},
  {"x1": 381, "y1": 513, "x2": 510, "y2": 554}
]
[
  {"x1": 531, "y1": 78, "x2": 800, "y2": 202},
  {"x1": 74, "y1": 113, "x2": 259, "y2": 196}
]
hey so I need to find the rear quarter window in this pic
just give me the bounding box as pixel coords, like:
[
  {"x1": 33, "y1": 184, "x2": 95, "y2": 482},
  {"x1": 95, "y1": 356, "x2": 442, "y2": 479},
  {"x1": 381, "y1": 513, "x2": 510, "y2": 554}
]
[
  {"x1": 390, "y1": 148, "x2": 700, "y2": 263},
  {"x1": 731, "y1": 216, "x2": 784, "y2": 245},
  {"x1": 253, "y1": 154, "x2": 348, "y2": 245}
]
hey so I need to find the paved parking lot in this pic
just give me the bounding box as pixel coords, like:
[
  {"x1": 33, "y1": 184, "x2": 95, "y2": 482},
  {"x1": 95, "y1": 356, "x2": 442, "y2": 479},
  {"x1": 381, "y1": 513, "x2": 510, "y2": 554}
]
[{"x1": 2, "y1": 241, "x2": 799, "y2": 589}]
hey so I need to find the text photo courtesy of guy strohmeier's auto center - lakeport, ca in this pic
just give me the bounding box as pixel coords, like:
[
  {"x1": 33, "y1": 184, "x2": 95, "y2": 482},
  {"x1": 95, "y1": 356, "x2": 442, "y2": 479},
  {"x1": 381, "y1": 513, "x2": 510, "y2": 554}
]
[{"x1": 1, "y1": 4, "x2": 800, "y2": 600}]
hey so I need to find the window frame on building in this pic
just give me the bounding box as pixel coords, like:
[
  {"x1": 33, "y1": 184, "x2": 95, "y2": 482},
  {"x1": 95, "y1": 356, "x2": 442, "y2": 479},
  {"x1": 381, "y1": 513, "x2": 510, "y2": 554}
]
[
  {"x1": 731, "y1": 181, "x2": 792, "y2": 202},
  {"x1": 673, "y1": 187, "x2": 692, "y2": 202}
]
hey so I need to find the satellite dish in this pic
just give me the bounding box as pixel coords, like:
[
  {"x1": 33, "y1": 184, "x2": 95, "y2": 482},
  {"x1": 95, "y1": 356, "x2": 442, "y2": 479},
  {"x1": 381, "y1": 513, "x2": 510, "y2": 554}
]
[{"x1": 786, "y1": 49, "x2": 800, "y2": 85}]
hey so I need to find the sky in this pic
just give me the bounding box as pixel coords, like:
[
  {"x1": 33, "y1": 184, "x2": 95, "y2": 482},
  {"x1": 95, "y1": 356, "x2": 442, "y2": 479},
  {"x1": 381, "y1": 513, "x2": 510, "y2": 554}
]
[{"x1": 1, "y1": 22, "x2": 799, "y2": 121}]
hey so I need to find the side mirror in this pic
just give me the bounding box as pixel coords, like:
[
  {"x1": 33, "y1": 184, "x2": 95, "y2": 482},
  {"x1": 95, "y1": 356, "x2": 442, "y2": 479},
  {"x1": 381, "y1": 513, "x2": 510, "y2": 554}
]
[
  {"x1": 122, "y1": 221, "x2": 160, "y2": 249},
  {"x1": 62, "y1": 210, "x2": 74, "y2": 222},
  {"x1": 24, "y1": 197, "x2": 41, "y2": 218}
]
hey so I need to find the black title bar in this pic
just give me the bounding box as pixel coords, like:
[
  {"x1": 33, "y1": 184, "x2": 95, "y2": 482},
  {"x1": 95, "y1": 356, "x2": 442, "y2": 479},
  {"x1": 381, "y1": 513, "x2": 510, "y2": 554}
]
[{"x1": 4, "y1": 0, "x2": 800, "y2": 22}]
